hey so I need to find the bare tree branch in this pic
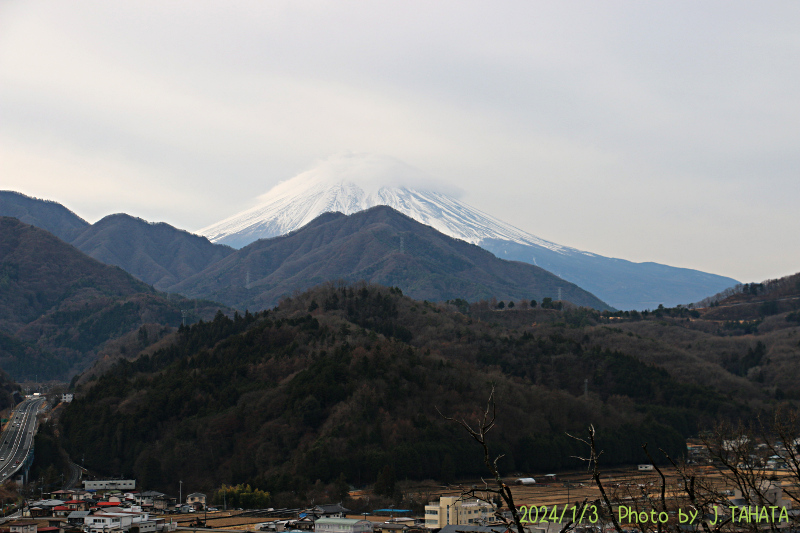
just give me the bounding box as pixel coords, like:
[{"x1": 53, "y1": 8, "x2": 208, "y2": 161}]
[
  {"x1": 437, "y1": 386, "x2": 525, "y2": 533},
  {"x1": 567, "y1": 425, "x2": 623, "y2": 533}
]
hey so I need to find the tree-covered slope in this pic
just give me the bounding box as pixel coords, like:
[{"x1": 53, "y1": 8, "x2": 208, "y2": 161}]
[
  {"x1": 60, "y1": 284, "x2": 746, "y2": 500},
  {"x1": 0, "y1": 217, "x2": 227, "y2": 380},
  {"x1": 71, "y1": 213, "x2": 234, "y2": 291}
]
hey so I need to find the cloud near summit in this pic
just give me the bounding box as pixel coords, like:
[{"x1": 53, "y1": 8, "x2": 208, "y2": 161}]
[{"x1": 257, "y1": 153, "x2": 466, "y2": 202}]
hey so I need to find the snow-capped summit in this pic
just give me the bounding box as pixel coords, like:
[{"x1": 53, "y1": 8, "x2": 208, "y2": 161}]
[
  {"x1": 199, "y1": 152, "x2": 574, "y2": 253},
  {"x1": 199, "y1": 152, "x2": 738, "y2": 310}
]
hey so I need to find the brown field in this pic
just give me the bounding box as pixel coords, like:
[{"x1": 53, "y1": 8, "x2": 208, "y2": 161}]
[
  {"x1": 161, "y1": 466, "x2": 800, "y2": 531},
  {"x1": 401, "y1": 465, "x2": 799, "y2": 509}
]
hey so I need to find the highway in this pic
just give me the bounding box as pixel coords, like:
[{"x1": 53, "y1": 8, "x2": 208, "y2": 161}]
[{"x1": 0, "y1": 397, "x2": 45, "y2": 482}]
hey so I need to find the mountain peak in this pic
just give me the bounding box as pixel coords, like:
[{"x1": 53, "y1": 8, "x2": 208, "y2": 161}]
[{"x1": 198, "y1": 153, "x2": 567, "y2": 253}]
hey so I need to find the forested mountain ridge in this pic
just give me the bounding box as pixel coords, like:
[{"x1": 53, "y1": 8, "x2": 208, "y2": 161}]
[
  {"x1": 0, "y1": 191, "x2": 234, "y2": 292},
  {"x1": 1, "y1": 192, "x2": 611, "y2": 311},
  {"x1": 71, "y1": 213, "x2": 235, "y2": 291},
  {"x1": 59, "y1": 282, "x2": 773, "y2": 502},
  {"x1": 171, "y1": 206, "x2": 612, "y2": 311},
  {"x1": 0, "y1": 190, "x2": 89, "y2": 243},
  {"x1": 0, "y1": 217, "x2": 227, "y2": 380}
]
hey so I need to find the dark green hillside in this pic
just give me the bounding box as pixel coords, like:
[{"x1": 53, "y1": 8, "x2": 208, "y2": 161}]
[
  {"x1": 0, "y1": 364, "x2": 21, "y2": 411},
  {"x1": 0, "y1": 217, "x2": 230, "y2": 380},
  {"x1": 61, "y1": 283, "x2": 746, "y2": 498},
  {"x1": 0, "y1": 330, "x2": 68, "y2": 379},
  {"x1": 0, "y1": 217, "x2": 152, "y2": 330},
  {"x1": 172, "y1": 206, "x2": 611, "y2": 311}
]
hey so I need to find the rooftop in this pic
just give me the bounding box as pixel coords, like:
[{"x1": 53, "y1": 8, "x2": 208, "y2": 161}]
[{"x1": 314, "y1": 519, "x2": 371, "y2": 526}]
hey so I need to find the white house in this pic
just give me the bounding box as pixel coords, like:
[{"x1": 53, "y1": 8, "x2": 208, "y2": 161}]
[
  {"x1": 84, "y1": 511, "x2": 151, "y2": 533},
  {"x1": 84, "y1": 514, "x2": 131, "y2": 533},
  {"x1": 186, "y1": 493, "x2": 206, "y2": 508}
]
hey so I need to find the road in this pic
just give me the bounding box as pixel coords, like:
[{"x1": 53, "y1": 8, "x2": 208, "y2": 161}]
[
  {"x1": 0, "y1": 397, "x2": 45, "y2": 482},
  {"x1": 64, "y1": 461, "x2": 82, "y2": 489}
]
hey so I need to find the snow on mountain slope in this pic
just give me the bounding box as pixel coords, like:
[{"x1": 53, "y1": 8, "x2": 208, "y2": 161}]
[
  {"x1": 199, "y1": 153, "x2": 579, "y2": 255},
  {"x1": 199, "y1": 152, "x2": 738, "y2": 310}
]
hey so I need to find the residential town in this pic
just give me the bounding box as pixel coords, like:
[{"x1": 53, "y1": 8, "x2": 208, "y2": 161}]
[{"x1": 0, "y1": 471, "x2": 797, "y2": 533}]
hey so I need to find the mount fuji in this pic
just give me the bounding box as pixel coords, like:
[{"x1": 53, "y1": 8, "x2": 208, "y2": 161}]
[{"x1": 199, "y1": 153, "x2": 738, "y2": 310}]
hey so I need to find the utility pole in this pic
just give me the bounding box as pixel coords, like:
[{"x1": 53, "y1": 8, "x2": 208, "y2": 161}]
[{"x1": 179, "y1": 480, "x2": 183, "y2": 507}]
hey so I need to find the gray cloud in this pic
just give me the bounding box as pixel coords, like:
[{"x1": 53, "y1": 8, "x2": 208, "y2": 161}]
[{"x1": 1, "y1": 0, "x2": 798, "y2": 282}]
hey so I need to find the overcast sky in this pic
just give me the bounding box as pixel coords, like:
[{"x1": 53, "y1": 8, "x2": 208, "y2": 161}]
[{"x1": 1, "y1": 1, "x2": 798, "y2": 282}]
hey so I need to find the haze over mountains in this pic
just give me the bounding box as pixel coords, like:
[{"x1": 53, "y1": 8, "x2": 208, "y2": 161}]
[
  {"x1": 2, "y1": 148, "x2": 740, "y2": 315},
  {"x1": 198, "y1": 153, "x2": 739, "y2": 310},
  {"x1": 72, "y1": 213, "x2": 234, "y2": 291},
  {"x1": 0, "y1": 191, "x2": 610, "y2": 311},
  {"x1": 0, "y1": 191, "x2": 234, "y2": 291}
]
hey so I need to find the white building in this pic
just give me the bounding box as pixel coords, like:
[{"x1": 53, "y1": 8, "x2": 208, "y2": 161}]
[
  {"x1": 83, "y1": 480, "x2": 136, "y2": 491},
  {"x1": 314, "y1": 518, "x2": 373, "y2": 533},
  {"x1": 84, "y1": 511, "x2": 151, "y2": 533},
  {"x1": 61, "y1": 394, "x2": 74, "y2": 403},
  {"x1": 84, "y1": 514, "x2": 130, "y2": 533},
  {"x1": 186, "y1": 493, "x2": 206, "y2": 507},
  {"x1": 424, "y1": 497, "x2": 494, "y2": 529}
]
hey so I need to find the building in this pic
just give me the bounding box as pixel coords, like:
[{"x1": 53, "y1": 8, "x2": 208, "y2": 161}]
[
  {"x1": 186, "y1": 493, "x2": 206, "y2": 508},
  {"x1": 314, "y1": 519, "x2": 372, "y2": 533},
  {"x1": 731, "y1": 480, "x2": 792, "y2": 508},
  {"x1": 67, "y1": 511, "x2": 90, "y2": 527},
  {"x1": 61, "y1": 394, "x2": 73, "y2": 403},
  {"x1": 84, "y1": 513, "x2": 130, "y2": 533},
  {"x1": 424, "y1": 497, "x2": 495, "y2": 529},
  {"x1": 8, "y1": 522, "x2": 38, "y2": 533},
  {"x1": 83, "y1": 480, "x2": 136, "y2": 491},
  {"x1": 136, "y1": 491, "x2": 166, "y2": 509},
  {"x1": 84, "y1": 511, "x2": 152, "y2": 533},
  {"x1": 64, "y1": 500, "x2": 89, "y2": 512},
  {"x1": 308, "y1": 504, "x2": 351, "y2": 519},
  {"x1": 373, "y1": 523, "x2": 409, "y2": 533}
]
